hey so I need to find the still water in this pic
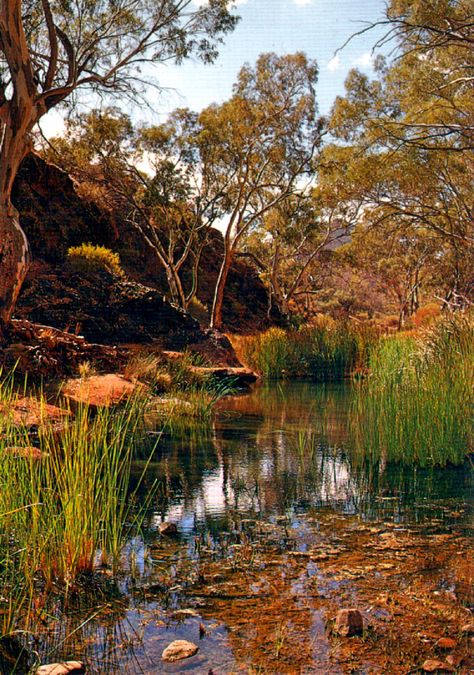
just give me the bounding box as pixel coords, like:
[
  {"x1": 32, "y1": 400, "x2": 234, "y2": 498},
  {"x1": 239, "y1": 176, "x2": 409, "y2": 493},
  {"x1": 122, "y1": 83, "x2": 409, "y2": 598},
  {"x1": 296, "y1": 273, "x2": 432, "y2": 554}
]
[{"x1": 36, "y1": 383, "x2": 474, "y2": 673}]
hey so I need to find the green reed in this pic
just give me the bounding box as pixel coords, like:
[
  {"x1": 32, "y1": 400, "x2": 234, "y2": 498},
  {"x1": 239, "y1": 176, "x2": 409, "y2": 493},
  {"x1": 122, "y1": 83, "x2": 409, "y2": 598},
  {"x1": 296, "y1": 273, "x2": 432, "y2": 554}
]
[
  {"x1": 0, "y1": 376, "x2": 157, "y2": 642},
  {"x1": 235, "y1": 321, "x2": 378, "y2": 380},
  {"x1": 352, "y1": 314, "x2": 473, "y2": 466}
]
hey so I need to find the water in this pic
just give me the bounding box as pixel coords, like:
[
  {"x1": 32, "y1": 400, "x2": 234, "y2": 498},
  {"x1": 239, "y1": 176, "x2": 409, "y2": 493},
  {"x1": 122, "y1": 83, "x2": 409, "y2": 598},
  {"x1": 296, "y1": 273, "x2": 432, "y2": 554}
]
[{"x1": 28, "y1": 383, "x2": 474, "y2": 674}]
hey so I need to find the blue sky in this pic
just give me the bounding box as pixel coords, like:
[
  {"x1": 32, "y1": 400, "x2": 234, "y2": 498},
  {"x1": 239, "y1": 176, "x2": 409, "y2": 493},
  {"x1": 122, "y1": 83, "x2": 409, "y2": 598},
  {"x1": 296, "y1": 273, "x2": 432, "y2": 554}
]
[
  {"x1": 145, "y1": 0, "x2": 387, "y2": 119},
  {"x1": 41, "y1": 0, "x2": 387, "y2": 135}
]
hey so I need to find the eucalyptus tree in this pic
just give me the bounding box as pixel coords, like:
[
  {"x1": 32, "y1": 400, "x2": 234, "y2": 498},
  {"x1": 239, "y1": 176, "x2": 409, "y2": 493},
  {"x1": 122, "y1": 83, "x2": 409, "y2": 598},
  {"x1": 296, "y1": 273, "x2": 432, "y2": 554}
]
[
  {"x1": 48, "y1": 107, "x2": 225, "y2": 311},
  {"x1": 196, "y1": 52, "x2": 322, "y2": 329},
  {"x1": 0, "y1": 0, "x2": 238, "y2": 336},
  {"x1": 243, "y1": 191, "x2": 354, "y2": 320}
]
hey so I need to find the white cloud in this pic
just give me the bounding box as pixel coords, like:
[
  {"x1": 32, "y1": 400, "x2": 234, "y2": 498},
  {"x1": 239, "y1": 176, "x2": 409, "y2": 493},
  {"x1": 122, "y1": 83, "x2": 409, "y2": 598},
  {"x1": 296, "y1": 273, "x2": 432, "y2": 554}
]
[
  {"x1": 293, "y1": 0, "x2": 312, "y2": 5},
  {"x1": 352, "y1": 52, "x2": 375, "y2": 69},
  {"x1": 327, "y1": 54, "x2": 341, "y2": 72}
]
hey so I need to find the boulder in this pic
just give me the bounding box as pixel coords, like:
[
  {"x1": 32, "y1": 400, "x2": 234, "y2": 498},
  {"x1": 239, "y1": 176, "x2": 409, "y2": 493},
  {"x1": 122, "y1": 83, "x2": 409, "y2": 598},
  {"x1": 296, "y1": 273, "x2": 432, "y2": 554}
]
[
  {"x1": 62, "y1": 374, "x2": 143, "y2": 408},
  {"x1": 16, "y1": 267, "x2": 203, "y2": 348},
  {"x1": 334, "y1": 608, "x2": 364, "y2": 637},
  {"x1": 3, "y1": 446, "x2": 45, "y2": 460},
  {"x1": 162, "y1": 640, "x2": 198, "y2": 663},
  {"x1": 0, "y1": 397, "x2": 70, "y2": 433},
  {"x1": 1, "y1": 319, "x2": 129, "y2": 378}
]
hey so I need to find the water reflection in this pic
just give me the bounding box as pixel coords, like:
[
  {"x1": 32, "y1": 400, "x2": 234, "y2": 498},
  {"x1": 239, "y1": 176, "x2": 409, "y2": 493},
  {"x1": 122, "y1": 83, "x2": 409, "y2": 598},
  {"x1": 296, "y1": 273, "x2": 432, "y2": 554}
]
[{"x1": 137, "y1": 382, "x2": 473, "y2": 536}]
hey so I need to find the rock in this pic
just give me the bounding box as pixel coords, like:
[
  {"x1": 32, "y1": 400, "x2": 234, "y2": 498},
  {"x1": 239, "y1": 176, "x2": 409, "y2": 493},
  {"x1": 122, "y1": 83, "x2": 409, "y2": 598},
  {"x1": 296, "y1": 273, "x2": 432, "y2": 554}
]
[
  {"x1": 334, "y1": 608, "x2": 364, "y2": 637},
  {"x1": 3, "y1": 319, "x2": 129, "y2": 378},
  {"x1": 422, "y1": 659, "x2": 454, "y2": 672},
  {"x1": 445, "y1": 655, "x2": 462, "y2": 667},
  {"x1": 161, "y1": 640, "x2": 199, "y2": 663},
  {"x1": 461, "y1": 622, "x2": 474, "y2": 635},
  {"x1": 159, "y1": 522, "x2": 178, "y2": 536},
  {"x1": 14, "y1": 154, "x2": 280, "y2": 337},
  {"x1": 171, "y1": 608, "x2": 200, "y2": 620},
  {"x1": 435, "y1": 637, "x2": 456, "y2": 650},
  {"x1": 0, "y1": 397, "x2": 70, "y2": 429},
  {"x1": 36, "y1": 662, "x2": 85, "y2": 675},
  {"x1": 3, "y1": 446, "x2": 45, "y2": 460},
  {"x1": 17, "y1": 266, "x2": 203, "y2": 348},
  {"x1": 62, "y1": 374, "x2": 143, "y2": 408}
]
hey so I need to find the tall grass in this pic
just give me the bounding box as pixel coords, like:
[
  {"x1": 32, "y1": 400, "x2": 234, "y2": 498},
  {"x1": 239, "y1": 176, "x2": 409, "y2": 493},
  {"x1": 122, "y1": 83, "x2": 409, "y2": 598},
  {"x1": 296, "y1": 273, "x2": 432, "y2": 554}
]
[
  {"x1": 0, "y1": 377, "x2": 157, "y2": 644},
  {"x1": 232, "y1": 319, "x2": 378, "y2": 380},
  {"x1": 353, "y1": 314, "x2": 473, "y2": 466}
]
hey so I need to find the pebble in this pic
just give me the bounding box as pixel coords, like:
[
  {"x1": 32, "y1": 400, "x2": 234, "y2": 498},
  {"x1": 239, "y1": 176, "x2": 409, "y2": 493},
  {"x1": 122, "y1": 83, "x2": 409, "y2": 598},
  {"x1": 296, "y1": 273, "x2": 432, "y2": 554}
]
[
  {"x1": 435, "y1": 637, "x2": 456, "y2": 650},
  {"x1": 36, "y1": 662, "x2": 84, "y2": 675},
  {"x1": 422, "y1": 659, "x2": 454, "y2": 672},
  {"x1": 159, "y1": 521, "x2": 178, "y2": 535},
  {"x1": 334, "y1": 608, "x2": 364, "y2": 637},
  {"x1": 162, "y1": 640, "x2": 199, "y2": 663}
]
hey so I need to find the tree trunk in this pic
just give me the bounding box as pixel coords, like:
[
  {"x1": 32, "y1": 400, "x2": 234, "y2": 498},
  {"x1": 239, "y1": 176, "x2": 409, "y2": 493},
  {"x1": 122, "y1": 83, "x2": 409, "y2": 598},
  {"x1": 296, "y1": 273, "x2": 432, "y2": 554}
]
[
  {"x1": 0, "y1": 202, "x2": 30, "y2": 334},
  {"x1": 210, "y1": 249, "x2": 233, "y2": 330}
]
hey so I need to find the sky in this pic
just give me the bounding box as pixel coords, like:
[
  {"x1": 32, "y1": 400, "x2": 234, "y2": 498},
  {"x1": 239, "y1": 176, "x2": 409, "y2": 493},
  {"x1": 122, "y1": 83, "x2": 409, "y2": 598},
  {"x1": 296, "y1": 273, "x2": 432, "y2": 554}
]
[{"x1": 40, "y1": 0, "x2": 387, "y2": 136}]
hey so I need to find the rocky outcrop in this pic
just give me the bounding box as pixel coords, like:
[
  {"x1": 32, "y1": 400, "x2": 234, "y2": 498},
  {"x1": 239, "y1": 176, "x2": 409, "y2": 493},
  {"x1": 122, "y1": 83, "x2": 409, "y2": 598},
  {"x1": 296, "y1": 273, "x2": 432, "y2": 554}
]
[
  {"x1": 13, "y1": 154, "x2": 115, "y2": 262},
  {"x1": 15, "y1": 266, "x2": 203, "y2": 347},
  {"x1": 13, "y1": 154, "x2": 281, "y2": 333}
]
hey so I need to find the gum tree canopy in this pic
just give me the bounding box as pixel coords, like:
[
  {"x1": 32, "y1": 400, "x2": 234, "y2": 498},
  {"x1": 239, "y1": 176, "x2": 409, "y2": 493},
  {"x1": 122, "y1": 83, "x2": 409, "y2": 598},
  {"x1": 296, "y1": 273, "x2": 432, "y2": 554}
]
[{"x1": 0, "y1": 0, "x2": 237, "y2": 336}]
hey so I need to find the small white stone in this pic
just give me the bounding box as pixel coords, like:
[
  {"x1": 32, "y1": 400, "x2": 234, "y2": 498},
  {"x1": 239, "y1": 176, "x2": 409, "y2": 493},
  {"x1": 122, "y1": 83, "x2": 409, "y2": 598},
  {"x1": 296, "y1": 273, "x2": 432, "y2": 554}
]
[{"x1": 162, "y1": 640, "x2": 199, "y2": 662}]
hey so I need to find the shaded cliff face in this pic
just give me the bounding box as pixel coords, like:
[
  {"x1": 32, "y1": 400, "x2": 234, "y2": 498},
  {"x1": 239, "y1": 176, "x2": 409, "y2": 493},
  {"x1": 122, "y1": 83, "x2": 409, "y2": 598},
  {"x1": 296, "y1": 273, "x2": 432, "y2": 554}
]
[
  {"x1": 12, "y1": 154, "x2": 116, "y2": 262},
  {"x1": 16, "y1": 264, "x2": 202, "y2": 348},
  {"x1": 13, "y1": 154, "x2": 279, "y2": 332}
]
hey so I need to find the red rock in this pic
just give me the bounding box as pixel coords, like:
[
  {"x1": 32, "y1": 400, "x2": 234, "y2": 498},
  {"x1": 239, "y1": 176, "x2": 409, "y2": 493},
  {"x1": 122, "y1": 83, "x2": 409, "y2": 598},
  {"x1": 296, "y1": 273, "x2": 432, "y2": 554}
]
[
  {"x1": 445, "y1": 655, "x2": 462, "y2": 667},
  {"x1": 422, "y1": 659, "x2": 454, "y2": 672},
  {"x1": 334, "y1": 608, "x2": 364, "y2": 637},
  {"x1": 62, "y1": 374, "x2": 144, "y2": 408},
  {"x1": 161, "y1": 640, "x2": 198, "y2": 662},
  {"x1": 0, "y1": 397, "x2": 70, "y2": 428},
  {"x1": 3, "y1": 446, "x2": 44, "y2": 460},
  {"x1": 435, "y1": 637, "x2": 456, "y2": 650}
]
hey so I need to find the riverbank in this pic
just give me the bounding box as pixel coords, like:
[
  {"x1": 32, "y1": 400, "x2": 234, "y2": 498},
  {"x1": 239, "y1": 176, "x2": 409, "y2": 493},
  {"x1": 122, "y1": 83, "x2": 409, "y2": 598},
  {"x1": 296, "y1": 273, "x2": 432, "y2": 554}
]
[{"x1": 0, "y1": 314, "x2": 472, "y2": 673}]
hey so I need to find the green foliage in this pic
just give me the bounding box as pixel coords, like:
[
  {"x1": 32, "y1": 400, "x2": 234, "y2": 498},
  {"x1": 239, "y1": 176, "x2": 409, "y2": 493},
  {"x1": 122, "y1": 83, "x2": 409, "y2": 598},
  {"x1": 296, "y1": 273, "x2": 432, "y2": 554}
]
[
  {"x1": 353, "y1": 313, "x2": 474, "y2": 466},
  {"x1": 67, "y1": 243, "x2": 125, "y2": 277},
  {"x1": 235, "y1": 321, "x2": 378, "y2": 380}
]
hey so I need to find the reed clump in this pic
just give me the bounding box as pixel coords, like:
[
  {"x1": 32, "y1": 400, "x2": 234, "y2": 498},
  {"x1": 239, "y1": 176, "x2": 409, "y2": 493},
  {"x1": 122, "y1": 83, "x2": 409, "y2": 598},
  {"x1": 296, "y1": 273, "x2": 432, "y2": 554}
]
[
  {"x1": 353, "y1": 313, "x2": 473, "y2": 466},
  {"x1": 0, "y1": 376, "x2": 156, "y2": 642},
  {"x1": 232, "y1": 319, "x2": 378, "y2": 380}
]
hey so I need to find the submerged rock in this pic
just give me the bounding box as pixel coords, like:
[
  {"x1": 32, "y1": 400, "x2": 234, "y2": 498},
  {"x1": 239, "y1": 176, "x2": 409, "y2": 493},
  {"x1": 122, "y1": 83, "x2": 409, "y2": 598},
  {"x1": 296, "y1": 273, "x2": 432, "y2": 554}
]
[
  {"x1": 36, "y1": 662, "x2": 85, "y2": 675},
  {"x1": 435, "y1": 637, "x2": 456, "y2": 650},
  {"x1": 159, "y1": 521, "x2": 178, "y2": 536},
  {"x1": 334, "y1": 608, "x2": 364, "y2": 637},
  {"x1": 422, "y1": 658, "x2": 454, "y2": 672},
  {"x1": 161, "y1": 640, "x2": 199, "y2": 662}
]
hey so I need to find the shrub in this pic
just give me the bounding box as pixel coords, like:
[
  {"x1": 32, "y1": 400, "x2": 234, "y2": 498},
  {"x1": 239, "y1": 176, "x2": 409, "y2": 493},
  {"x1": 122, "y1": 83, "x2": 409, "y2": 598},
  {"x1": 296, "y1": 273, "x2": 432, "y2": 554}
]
[
  {"x1": 67, "y1": 244, "x2": 125, "y2": 277},
  {"x1": 411, "y1": 302, "x2": 441, "y2": 328}
]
